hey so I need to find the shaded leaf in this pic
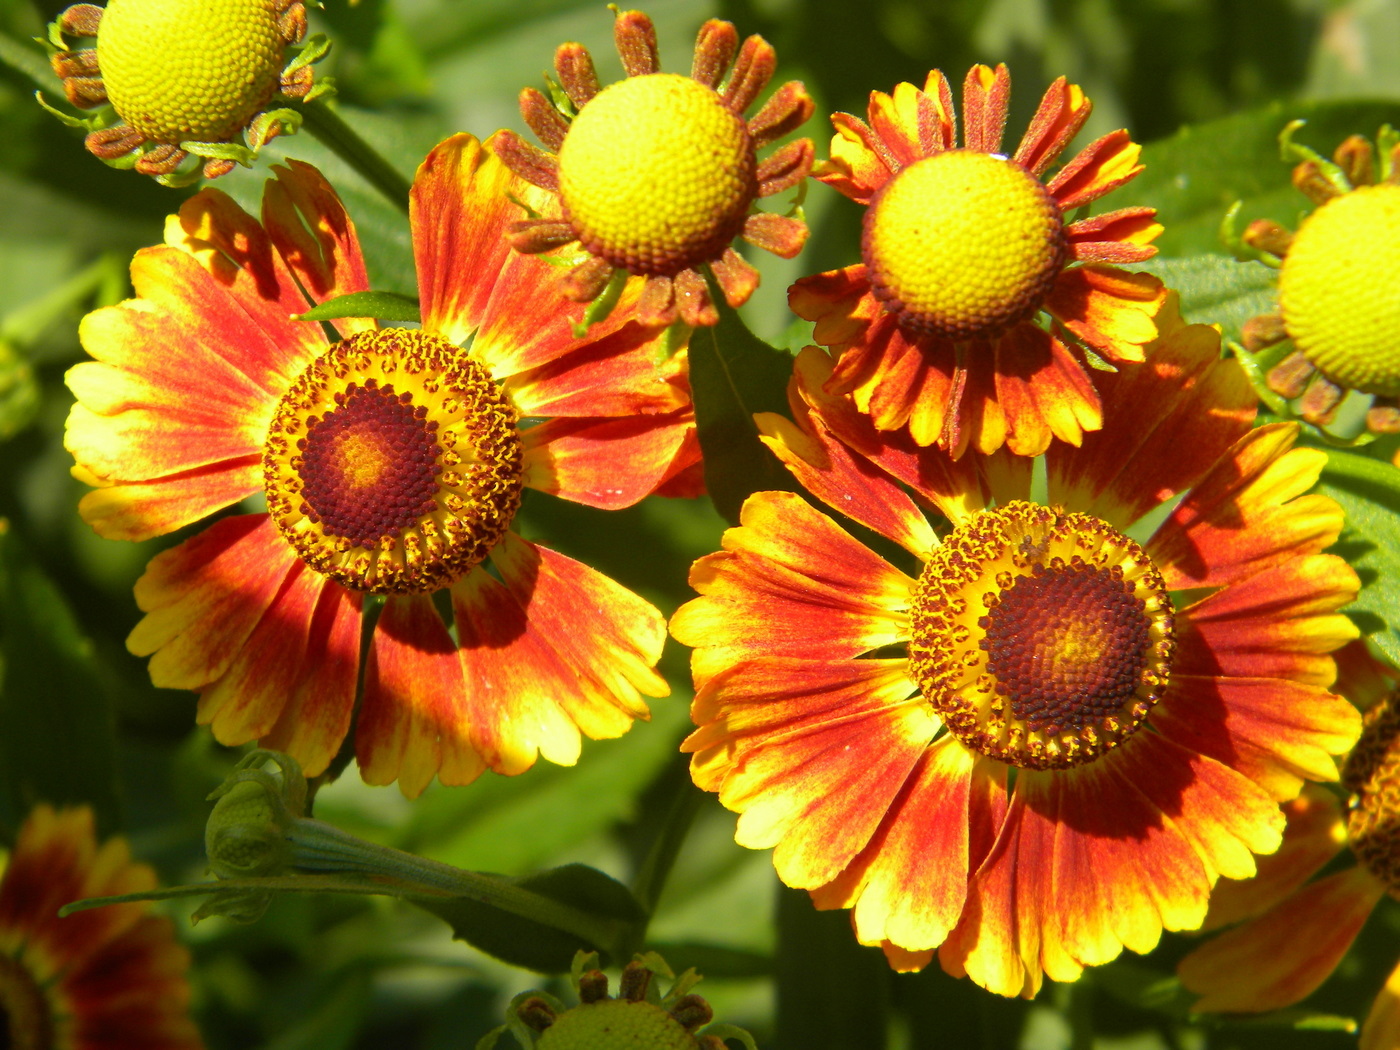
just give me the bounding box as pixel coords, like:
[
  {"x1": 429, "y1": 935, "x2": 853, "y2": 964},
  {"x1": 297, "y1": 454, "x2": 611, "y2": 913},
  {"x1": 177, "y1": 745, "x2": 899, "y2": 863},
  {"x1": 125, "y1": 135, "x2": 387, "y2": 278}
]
[
  {"x1": 0, "y1": 523, "x2": 120, "y2": 838},
  {"x1": 689, "y1": 295, "x2": 797, "y2": 524},
  {"x1": 1316, "y1": 449, "x2": 1400, "y2": 664}
]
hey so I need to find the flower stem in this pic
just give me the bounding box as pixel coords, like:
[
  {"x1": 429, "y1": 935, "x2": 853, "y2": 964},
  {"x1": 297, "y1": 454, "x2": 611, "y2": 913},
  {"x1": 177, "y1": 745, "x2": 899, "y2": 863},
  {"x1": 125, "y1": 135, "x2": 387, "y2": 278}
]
[
  {"x1": 629, "y1": 757, "x2": 706, "y2": 918},
  {"x1": 285, "y1": 818, "x2": 620, "y2": 948},
  {"x1": 300, "y1": 99, "x2": 412, "y2": 214}
]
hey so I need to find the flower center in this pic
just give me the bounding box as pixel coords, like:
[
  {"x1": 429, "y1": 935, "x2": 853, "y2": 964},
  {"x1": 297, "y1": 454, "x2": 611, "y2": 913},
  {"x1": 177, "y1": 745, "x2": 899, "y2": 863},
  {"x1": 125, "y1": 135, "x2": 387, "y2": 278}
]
[
  {"x1": 263, "y1": 329, "x2": 524, "y2": 595},
  {"x1": 0, "y1": 952, "x2": 53, "y2": 1050},
  {"x1": 537, "y1": 1000, "x2": 699, "y2": 1050},
  {"x1": 558, "y1": 72, "x2": 756, "y2": 276},
  {"x1": 908, "y1": 501, "x2": 1174, "y2": 770},
  {"x1": 862, "y1": 150, "x2": 1067, "y2": 340},
  {"x1": 1343, "y1": 693, "x2": 1400, "y2": 896},
  {"x1": 1278, "y1": 183, "x2": 1400, "y2": 397},
  {"x1": 97, "y1": 0, "x2": 287, "y2": 143}
]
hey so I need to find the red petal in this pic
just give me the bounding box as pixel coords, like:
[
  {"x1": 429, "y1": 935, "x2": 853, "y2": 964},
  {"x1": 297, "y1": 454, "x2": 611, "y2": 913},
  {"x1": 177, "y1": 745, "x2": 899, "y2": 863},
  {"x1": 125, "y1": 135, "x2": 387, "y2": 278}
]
[{"x1": 521, "y1": 409, "x2": 695, "y2": 509}]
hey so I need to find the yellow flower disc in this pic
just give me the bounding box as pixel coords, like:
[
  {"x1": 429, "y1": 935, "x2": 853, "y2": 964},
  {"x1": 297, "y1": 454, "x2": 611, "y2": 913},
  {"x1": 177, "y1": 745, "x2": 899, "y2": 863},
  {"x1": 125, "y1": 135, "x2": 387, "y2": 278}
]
[
  {"x1": 908, "y1": 501, "x2": 1174, "y2": 771},
  {"x1": 863, "y1": 150, "x2": 1067, "y2": 340},
  {"x1": 1278, "y1": 183, "x2": 1400, "y2": 397},
  {"x1": 558, "y1": 72, "x2": 756, "y2": 276},
  {"x1": 263, "y1": 329, "x2": 524, "y2": 596},
  {"x1": 537, "y1": 999, "x2": 699, "y2": 1050},
  {"x1": 96, "y1": 0, "x2": 287, "y2": 143}
]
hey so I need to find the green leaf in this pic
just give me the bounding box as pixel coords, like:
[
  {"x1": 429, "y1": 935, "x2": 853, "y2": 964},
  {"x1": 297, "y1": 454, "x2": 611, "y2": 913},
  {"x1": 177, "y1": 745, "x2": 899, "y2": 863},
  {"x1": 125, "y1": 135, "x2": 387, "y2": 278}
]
[
  {"x1": 0, "y1": 523, "x2": 121, "y2": 838},
  {"x1": 297, "y1": 289, "x2": 421, "y2": 323},
  {"x1": 414, "y1": 864, "x2": 646, "y2": 973},
  {"x1": 0, "y1": 339, "x2": 38, "y2": 441},
  {"x1": 1316, "y1": 448, "x2": 1400, "y2": 664},
  {"x1": 1133, "y1": 99, "x2": 1400, "y2": 258},
  {"x1": 1134, "y1": 253, "x2": 1278, "y2": 340},
  {"x1": 689, "y1": 293, "x2": 798, "y2": 525}
]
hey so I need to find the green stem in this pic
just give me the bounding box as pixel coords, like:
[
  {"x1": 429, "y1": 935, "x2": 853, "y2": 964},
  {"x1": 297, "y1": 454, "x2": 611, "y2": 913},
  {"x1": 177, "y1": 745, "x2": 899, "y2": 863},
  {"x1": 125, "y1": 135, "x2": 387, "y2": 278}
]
[
  {"x1": 300, "y1": 99, "x2": 412, "y2": 214},
  {"x1": 286, "y1": 818, "x2": 618, "y2": 949},
  {"x1": 629, "y1": 763, "x2": 705, "y2": 919}
]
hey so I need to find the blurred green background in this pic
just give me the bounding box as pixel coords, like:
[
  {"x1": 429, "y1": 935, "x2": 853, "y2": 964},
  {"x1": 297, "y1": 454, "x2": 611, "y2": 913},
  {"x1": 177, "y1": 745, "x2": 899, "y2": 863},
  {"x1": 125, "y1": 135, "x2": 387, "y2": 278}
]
[{"x1": 2, "y1": 0, "x2": 1399, "y2": 1046}]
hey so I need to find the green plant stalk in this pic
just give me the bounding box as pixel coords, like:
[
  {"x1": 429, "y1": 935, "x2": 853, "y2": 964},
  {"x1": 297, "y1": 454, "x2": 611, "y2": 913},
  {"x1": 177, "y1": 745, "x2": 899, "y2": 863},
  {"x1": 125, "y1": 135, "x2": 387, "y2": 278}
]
[
  {"x1": 300, "y1": 99, "x2": 412, "y2": 214},
  {"x1": 285, "y1": 817, "x2": 618, "y2": 947}
]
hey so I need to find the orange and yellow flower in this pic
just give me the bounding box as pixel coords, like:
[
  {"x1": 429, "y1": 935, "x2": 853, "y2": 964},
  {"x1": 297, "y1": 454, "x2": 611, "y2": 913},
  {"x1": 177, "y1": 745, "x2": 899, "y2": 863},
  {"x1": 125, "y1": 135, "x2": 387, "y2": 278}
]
[
  {"x1": 66, "y1": 135, "x2": 697, "y2": 797},
  {"x1": 0, "y1": 804, "x2": 203, "y2": 1050},
  {"x1": 671, "y1": 299, "x2": 1361, "y2": 997},
  {"x1": 1178, "y1": 657, "x2": 1400, "y2": 1049},
  {"x1": 790, "y1": 64, "x2": 1166, "y2": 459},
  {"x1": 494, "y1": 9, "x2": 813, "y2": 328}
]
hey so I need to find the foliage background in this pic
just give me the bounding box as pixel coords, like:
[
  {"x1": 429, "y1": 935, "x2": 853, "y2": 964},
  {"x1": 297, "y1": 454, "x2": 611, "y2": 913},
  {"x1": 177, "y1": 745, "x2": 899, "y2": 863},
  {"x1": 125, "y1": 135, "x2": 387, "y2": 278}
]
[{"x1": 1, "y1": 0, "x2": 1399, "y2": 1046}]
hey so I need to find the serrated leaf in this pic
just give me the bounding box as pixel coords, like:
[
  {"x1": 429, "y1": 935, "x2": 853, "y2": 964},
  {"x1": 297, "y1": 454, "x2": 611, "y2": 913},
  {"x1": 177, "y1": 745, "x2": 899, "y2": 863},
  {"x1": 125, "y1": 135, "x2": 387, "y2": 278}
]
[
  {"x1": 297, "y1": 289, "x2": 421, "y2": 323},
  {"x1": 0, "y1": 523, "x2": 120, "y2": 837},
  {"x1": 689, "y1": 294, "x2": 797, "y2": 524},
  {"x1": 1316, "y1": 448, "x2": 1400, "y2": 664}
]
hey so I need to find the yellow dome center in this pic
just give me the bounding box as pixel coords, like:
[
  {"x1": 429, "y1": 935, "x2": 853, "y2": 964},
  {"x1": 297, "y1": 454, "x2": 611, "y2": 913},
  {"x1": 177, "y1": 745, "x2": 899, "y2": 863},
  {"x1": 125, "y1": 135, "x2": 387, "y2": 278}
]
[
  {"x1": 537, "y1": 999, "x2": 700, "y2": 1050},
  {"x1": 96, "y1": 0, "x2": 287, "y2": 143},
  {"x1": 263, "y1": 329, "x2": 524, "y2": 596},
  {"x1": 908, "y1": 501, "x2": 1174, "y2": 771},
  {"x1": 863, "y1": 150, "x2": 1067, "y2": 340},
  {"x1": 558, "y1": 72, "x2": 756, "y2": 276},
  {"x1": 1278, "y1": 183, "x2": 1400, "y2": 397}
]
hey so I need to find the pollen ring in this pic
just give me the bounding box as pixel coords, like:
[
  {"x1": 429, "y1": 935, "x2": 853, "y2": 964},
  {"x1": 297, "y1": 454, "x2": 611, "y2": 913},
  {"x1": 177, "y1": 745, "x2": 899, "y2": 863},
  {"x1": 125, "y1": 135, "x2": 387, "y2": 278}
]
[{"x1": 263, "y1": 328, "x2": 524, "y2": 595}]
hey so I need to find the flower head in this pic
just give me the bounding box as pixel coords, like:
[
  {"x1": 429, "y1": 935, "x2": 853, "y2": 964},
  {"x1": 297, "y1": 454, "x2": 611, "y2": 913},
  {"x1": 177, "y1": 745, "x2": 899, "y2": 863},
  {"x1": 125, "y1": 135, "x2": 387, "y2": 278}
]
[
  {"x1": 791, "y1": 65, "x2": 1166, "y2": 459},
  {"x1": 1239, "y1": 125, "x2": 1400, "y2": 464},
  {"x1": 45, "y1": 0, "x2": 327, "y2": 184},
  {"x1": 66, "y1": 136, "x2": 699, "y2": 797},
  {"x1": 1178, "y1": 652, "x2": 1400, "y2": 1049},
  {"x1": 671, "y1": 300, "x2": 1361, "y2": 997},
  {"x1": 0, "y1": 804, "x2": 204, "y2": 1050},
  {"x1": 481, "y1": 951, "x2": 753, "y2": 1050},
  {"x1": 494, "y1": 9, "x2": 814, "y2": 328}
]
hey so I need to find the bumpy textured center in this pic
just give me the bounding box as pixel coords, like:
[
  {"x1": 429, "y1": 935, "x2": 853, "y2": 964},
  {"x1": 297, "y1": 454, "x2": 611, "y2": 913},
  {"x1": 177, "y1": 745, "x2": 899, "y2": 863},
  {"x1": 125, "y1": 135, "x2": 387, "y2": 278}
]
[
  {"x1": 981, "y1": 562, "x2": 1152, "y2": 734},
  {"x1": 263, "y1": 328, "x2": 524, "y2": 595},
  {"x1": 908, "y1": 500, "x2": 1174, "y2": 770},
  {"x1": 1343, "y1": 694, "x2": 1400, "y2": 895},
  {"x1": 1279, "y1": 183, "x2": 1400, "y2": 396},
  {"x1": 537, "y1": 999, "x2": 698, "y2": 1050},
  {"x1": 96, "y1": 0, "x2": 286, "y2": 143},
  {"x1": 863, "y1": 150, "x2": 1067, "y2": 340},
  {"x1": 558, "y1": 72, "x2": 756, "y2": 276},
  {"x1": 0, "y1": 952, "x2": 53, "y2": 1050},
  {"x1": 297, "y1": 384, "x2": 440, "y2": 548}
]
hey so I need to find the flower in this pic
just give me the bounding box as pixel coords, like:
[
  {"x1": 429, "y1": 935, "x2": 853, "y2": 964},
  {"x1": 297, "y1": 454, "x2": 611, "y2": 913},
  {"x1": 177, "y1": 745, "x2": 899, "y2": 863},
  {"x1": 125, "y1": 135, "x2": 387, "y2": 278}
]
[
  {"x1": 66, "y1": 135, "x2": 697, "y2": 797},
  {"x1": 479, "y1": 951, "x2": 754, "y2": 1050},
  {"x1": 0, "y1": 804, "x2": 204, "y2": 1049},
  {"x1": 1177, "y1": 652, "x2": 1400, "y2": 1049},
  {"x1": 1238, "y1": 125, "x2": 1400, "y2": 465},
  {"x1": 45, "y1": 0, "x2": 327, "y2": 184},
  {"x1": 789, "y1": 64, "x2": 1167, "y2": 459},
  {"x1": 670, "y1": 298, "x2": 1362, "y2": 997},
  {"x1": 493, "y1": 8, "x2": 814, "y2": 328}
]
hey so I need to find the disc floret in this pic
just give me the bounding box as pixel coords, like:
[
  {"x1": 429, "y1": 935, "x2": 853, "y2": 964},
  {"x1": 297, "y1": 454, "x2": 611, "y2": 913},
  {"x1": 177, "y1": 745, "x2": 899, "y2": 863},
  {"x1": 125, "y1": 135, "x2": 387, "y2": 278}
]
[
  {"x1": 909, "y1": 500, "x2": 1175, "y2": 771},
  {"x1": 494, "y1": 8, "x2": 815, "y2": 328},
  {"x1": 44, "y1": 0, "x2": 330, "y2": 185},
  {"x1": 1239, "y1": 124, "x2": 1400, "y2": 462},
  {"x1": 262, "y1": 328, "x2": 525, "y2": 595},
  {"x1": 1343, "y1": 694, "x2": 1400, "y2": 896}
]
